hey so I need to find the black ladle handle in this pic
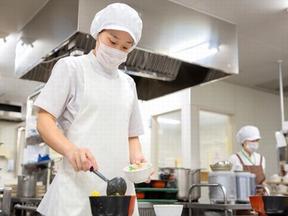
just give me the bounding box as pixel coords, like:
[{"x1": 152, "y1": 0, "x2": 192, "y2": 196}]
[{"x1": 90, "y1": 167, "x2": 109, "y2": 182}]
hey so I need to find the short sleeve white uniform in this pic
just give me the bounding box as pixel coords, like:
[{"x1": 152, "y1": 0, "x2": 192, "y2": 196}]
[{"x1": 34, "y1": 51, "x2": 144, "y2": 137}]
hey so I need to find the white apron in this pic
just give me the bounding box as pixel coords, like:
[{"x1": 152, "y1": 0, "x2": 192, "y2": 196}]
[{"x1": 37, "y1": 54, "x2": 139, "y2": 216}]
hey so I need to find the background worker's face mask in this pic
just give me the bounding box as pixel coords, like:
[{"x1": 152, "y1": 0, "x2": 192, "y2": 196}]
[
  {"x1": 96, "y1": 41, "x2": 128, "y2": 70},
  {"x1": 246, "y1": 141, "x2": 259, "y2": 153}
]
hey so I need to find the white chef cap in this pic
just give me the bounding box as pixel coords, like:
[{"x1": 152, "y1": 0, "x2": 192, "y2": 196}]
[
  {"x1": 90, "y1": 3, "x2": 143, "y2": 47},
  {"x1": 236, "y1": 125, "x2": 261, "y2": 145}
]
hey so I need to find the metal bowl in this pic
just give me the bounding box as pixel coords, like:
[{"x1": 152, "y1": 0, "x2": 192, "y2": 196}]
[{"x1": 210, "y1": 161, "x2": 233, "y2": 171}]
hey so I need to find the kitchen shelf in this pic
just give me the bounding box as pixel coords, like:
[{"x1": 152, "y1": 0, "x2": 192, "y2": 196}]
[
  {"x1": 22, "y1": 160, "x2": 51, "y2": 167},
  {"x1": 137, "y1": 199, "x2": 177, "y2": 203},
  {"x1": 135, "y1": 188, "x2": 178, "y2": 193},
  {"x1": 26, "y1": 135, "x2": 43, "y2": 145}
]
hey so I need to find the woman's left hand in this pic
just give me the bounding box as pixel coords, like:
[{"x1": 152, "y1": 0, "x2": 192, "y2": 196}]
[
  {"x1": 130, "y1": 153, "x2": 154, "y2": 183},
  {"x1": 130, "y1": 152, "x2": 146, "y2": 165},
  {"x1": 129, "y1": 137, "x2": 154, "y2": 182}
]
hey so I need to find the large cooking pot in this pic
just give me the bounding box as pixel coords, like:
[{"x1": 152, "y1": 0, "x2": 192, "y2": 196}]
[
  {"x1": 208, "y1": 171, "x2": 236, "y2": 204},
  {"x1": 250, "y1": 173, "x2": 256, "y2": 195},
  {"x1": 236, "y1": 172, "x2": 256, "y2": 203},
  {"x1": 174, "y1": 168, "x2": 200, "y2": 201},
  {"x1": 89, "y1": 195, "x2": 136, "y2": 216},
  {"x1": 17, "y1": 175, "x2": 36, "y2": 198}
]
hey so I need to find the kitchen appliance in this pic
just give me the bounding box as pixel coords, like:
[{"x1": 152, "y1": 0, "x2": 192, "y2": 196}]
[
  {"x1": 235, "y1": 172, "x2": 254, "y2": 203},
  {"x1": 17, "y1": 0, "x2": 238, "y2": 101},
  {"x1": 174, "y1": 168, "x2": 201, "y2": 201},
  {"x1": 17, "y1": 175, "x2": 36, "y2": 198},
  {"x1": 89, "y1": 195, "x2": 135, "y2": 216},
  {"x1": 208, "y1": 171, "x2": 236, "y2": 204}
]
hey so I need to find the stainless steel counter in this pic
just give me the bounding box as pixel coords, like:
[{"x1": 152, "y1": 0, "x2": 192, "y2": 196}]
[
  {"x1": 11, "y1": 197, "x2": 42, "y2": 203},
  {"x1": 9, "y1": 197, "x2": 252, "y2": 216},
  {"x1": 139, "y1": 201, "x2": 251, "y2": 210},
  {"x1": 138, "y1": 202, "x2": 252, "y2": 216},
  {"x1": 183, "y1": 202, "x2": 251, "y2": 210}
]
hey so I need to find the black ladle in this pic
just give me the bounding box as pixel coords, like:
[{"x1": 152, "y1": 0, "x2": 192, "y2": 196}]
[{"x1": 90, "y1": 167, "x2": 127, "y2": 196}]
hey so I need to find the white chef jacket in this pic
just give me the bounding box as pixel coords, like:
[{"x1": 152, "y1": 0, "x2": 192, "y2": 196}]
[{"x1": 34, "y1": 51, "x2": 144, "y2": 137}]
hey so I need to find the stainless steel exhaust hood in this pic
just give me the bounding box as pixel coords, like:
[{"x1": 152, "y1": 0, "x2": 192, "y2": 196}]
[{"x1": 16, "y1": 0, "x2": 238, "y2": 100}]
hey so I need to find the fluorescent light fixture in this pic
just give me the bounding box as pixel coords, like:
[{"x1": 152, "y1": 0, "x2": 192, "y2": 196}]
[
  {"x1": 171, "y1": 41, "x2": 219, "y2": 62},
  {"x1": 157, "y1": 117, "x2": 180, "y2": 125}
]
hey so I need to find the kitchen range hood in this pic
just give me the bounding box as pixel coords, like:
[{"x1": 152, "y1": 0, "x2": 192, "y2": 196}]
[{"x1": 16, "y1": 0, "x2": 238, "y2": 100}]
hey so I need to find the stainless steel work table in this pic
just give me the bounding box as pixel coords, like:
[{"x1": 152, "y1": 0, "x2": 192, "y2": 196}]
[{"x1": 138, "y1": 201, "x2": 252, "y2": 216}]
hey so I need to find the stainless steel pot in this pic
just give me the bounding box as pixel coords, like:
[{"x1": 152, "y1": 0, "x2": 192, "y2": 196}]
[
  {"x1": 2, "y1": 187, "x2": 12, "y2": 216},
  {"x1": 17, "y1": 175, "x2": 36, "y2": 197},
  {"x1": 235, "y1": 172, "x2": 251, "y2": 203},
  {"x1": 250, "y1": 173, "x2": 256, "y2": 195},
  {"x1": 208, "y1": 171, "x2": 236, "y2": 204},
  {"x1": 174, "y1": 168, "x2": 200, "y2": 201}
]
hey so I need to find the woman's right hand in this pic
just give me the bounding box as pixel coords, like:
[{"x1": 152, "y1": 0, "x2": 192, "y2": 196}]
[{"x1": 65, "y1": 147, "x2": 98, "y2": 172}]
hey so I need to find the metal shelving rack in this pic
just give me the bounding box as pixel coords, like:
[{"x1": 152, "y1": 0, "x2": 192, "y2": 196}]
[
  {"x1": 22, "y1": 88, "x2": 61, "y2": 188},
  {"x1": 276, "y1": 60, "x2": 288, "y2": 177}
]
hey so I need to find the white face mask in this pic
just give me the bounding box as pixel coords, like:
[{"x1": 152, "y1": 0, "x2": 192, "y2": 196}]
[
  {"x1": 95, "y1": 41, "x2": 128, "y2": 70},
  {"x1": 246, "y1": 142, "x2": 259, "y2": 153}
]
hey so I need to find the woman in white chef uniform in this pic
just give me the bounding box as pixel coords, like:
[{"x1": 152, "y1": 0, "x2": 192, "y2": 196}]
[
  {"x1": 34, "y1": 3, "x2": 146, "y2": 216},
  {"x1": 229, "y1": 125, "x2": 266, "y2": 185}
]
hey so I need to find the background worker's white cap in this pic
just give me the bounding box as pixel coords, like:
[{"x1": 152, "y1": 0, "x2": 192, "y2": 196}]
[{"x1": 236, "y1": 125, "x2": 261, "y2": 145}]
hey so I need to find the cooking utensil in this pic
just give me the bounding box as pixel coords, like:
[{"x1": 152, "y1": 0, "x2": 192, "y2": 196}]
[
  {"x1": 123, "y1": 163, "x2": 152, "y2": 183},
  {"x1": 136, "y1": 192, "x2": 145, "y2": 199},
  {"x1": 208, "y1": 171, "x2": 236, "y2": 203},
  {"x1": 153, "y1": 204, "x2": 183, "y2": 216},
  {"x1": 249, "y1": 195, "x2": 288, "y2": 216},
  {"x1": 89, "y1": 195, "x2": 136, "y2": 216},
  {"x1": 17, "y1": 175, "x2": 36, "y2": 197},
  {"x1": 210, "y1": 161, "x2": 233, "y2": 171},
  {"x1": 90, "y1": 167, "x2": 127, "y2": 196},
  {"x1": 235, "y1": 172, "x2": 254, "y2": 203},
  {"x1": 151, "y1": 180, "x2": 166, "y2": 188},
  {"x1": 174, "y1": 168, "x2": 201, "y2": 201},
  {"x1": 250, "y1": 173, "x2": 256, "y2": 195}
]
